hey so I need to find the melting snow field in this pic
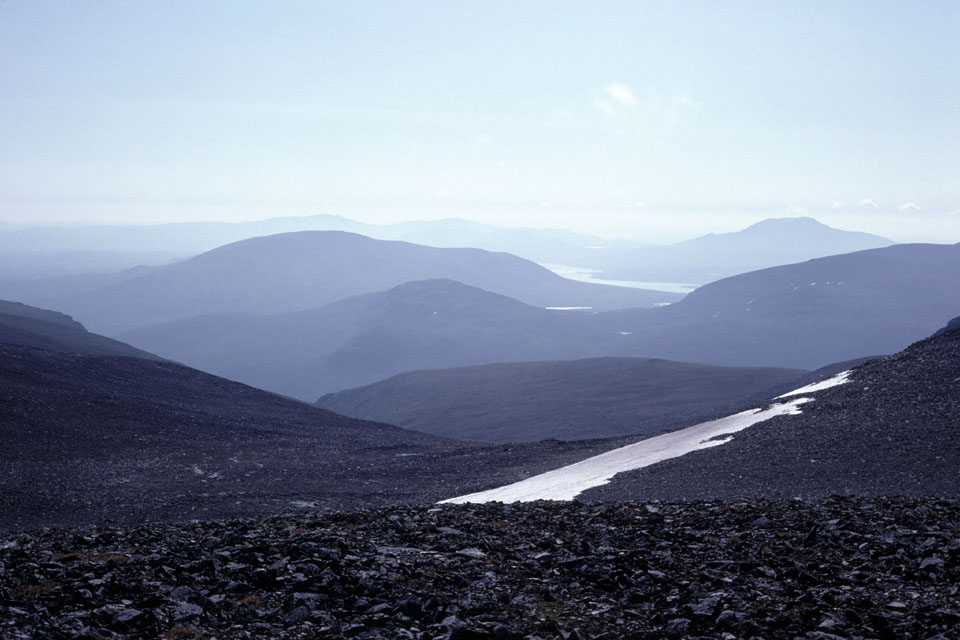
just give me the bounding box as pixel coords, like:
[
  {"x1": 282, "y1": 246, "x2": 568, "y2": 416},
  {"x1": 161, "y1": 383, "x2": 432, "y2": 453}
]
[
  {"x1": 441, "y1": 398, "x2": 811, "y2": 504},
  {"x1": 776, "y1": 370, "x2": 851, "y2": 398}
]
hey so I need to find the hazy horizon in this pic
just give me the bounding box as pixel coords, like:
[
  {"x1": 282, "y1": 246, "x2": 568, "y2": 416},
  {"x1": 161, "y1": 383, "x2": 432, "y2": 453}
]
[
  {"x1": 2, "y1": 1, "x2": 958, "y2": 244},
  {"x1": 0, "y1": 209, "x2": 950, "y2": 247}
]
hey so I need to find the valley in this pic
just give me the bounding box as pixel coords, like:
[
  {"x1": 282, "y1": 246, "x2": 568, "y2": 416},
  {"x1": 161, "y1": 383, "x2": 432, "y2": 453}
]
[
  {"x1": 3, "y1": 5, "x2": 957, "y2": 637},
  {"x1": 2, "y1": 217, "x2": 957, "y2": 640}
]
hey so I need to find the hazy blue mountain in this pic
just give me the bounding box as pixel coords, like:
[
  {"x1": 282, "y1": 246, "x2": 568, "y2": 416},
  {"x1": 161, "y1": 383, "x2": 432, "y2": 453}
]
[
  {"x1": 2, "y1": 231, "x2": 677, "y2": 334},
  {"x1": 119, "y1": 279, "x2": 634, "y2": 399},
  {"x1": 0, "y1": 299, "x2": 159, "y2": 359},
  {"x1": 602, "y1": 242, "x2": 960, "y2": 369},
  {"x1": 0, "y1": 250, "x2": 187, "y2": 279},
  {"x1": 122, "y1": 242, "x2": 958, "y2": 400},
  {"x1": 354, "y1": 217, "x2": 637, "y2": 266},
  {"x1": 0, "y1": 214, "x2": 362, "y2": 255},
  {"x1": 316, "y1": 357, "x2": 808, "y2": 442},
  {"x1": 0, "y1": 214, "x2": 620, "y2": 275},
  {"x1": 597, "y1": 217, "x2": 895, "y2": 284},
  {"x1": 0, "y1": 214, "x2": 896, "y2": 287}
]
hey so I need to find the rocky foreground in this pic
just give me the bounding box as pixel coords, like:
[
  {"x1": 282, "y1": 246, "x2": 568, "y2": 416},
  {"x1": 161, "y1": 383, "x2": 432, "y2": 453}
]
[{"x1": 2, "y1": 498, "x2": 958, "y2": 639}]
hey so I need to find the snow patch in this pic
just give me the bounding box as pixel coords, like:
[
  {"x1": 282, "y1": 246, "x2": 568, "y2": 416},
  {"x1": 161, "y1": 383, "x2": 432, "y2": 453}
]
[
  {"x1": 545, "y1": 306, "x2": 592, "y2": 311},
  {"x1": 777, "y1": 370, "x2": 851, "y2": 399},
  {"x1": 440, "y1": 398, "x2": 811, "y2": 504}
]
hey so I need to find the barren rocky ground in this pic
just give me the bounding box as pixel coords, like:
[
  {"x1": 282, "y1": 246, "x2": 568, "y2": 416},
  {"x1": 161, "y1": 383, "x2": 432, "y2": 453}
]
[
  {"x1": 584, "y1": 325, "x2": 960, "y2": 502},
  {"x1": 2, "y1": 497, "x2": 958, "y2": 639},
  {"x1": 0, "y1": 343, "x2": 633, "y2": 533}
]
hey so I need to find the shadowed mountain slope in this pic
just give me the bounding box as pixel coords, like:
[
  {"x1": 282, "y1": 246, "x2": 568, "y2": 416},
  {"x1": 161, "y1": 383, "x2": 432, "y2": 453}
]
[
  {"x1": 1, "y1": 231, "x2": 678, "y2": 334},
  {"x1": 934, "y1": 315, "x2": 960, "y2": 336},
  {"x1": 583, "y1": 317, "x2": 960, "y2": 501},
  {"x1": 0, "y1": 336, "x2": 624, "y2": 532},
  {"x1": 1, "y1": 344, "x2": 440, "y2": 532},
  {"x1": 317, "y1": 357, "x2": 808, "y2": 442},
  {"x1": 0, "y1": 299, "x2": 159, "y2": 359},
  {"x1": 598, "y1": 217, "x2": 894, "y2": 283}
]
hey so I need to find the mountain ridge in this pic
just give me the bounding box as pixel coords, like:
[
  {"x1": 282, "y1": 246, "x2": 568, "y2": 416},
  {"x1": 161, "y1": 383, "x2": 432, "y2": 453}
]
[
  {"x1": 0, "y1": 299, "x2": 160, "y2": 360},
  {"x1": 120, "y1": 242, "x2": 960, "y2": 399},
  {"x1": 316, "y1": 356, "x2": 809, "y2": 442},
  {"x1": 598, "y1": 216, "x2": 895, "y2": 283},
  {"x1": 1, "y1": 231, "x2": 677, "y2": 333},
  {"x1": 602, "y1": 241, "x2": 960, "y2": 369},
  {"x1": 120, "y1": 278, "x2": 620, "y2": 399}
]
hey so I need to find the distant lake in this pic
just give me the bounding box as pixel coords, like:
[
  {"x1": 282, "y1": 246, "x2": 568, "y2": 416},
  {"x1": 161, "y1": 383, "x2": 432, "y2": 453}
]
[{"x1": 541, "y1": 263, "x2": 699, "y2": 294}]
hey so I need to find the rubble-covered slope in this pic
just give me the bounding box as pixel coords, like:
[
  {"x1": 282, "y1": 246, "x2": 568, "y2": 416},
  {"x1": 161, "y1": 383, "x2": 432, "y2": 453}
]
[
  {"x1": 0, "y1": 343, "x2": 621, "y2": 532},
  {"x1": 1, "y1": 499, "x2": 957, "y2": 639},
  {"x1": 584, "y1": 320, "x2": 960, "y2": 501}
]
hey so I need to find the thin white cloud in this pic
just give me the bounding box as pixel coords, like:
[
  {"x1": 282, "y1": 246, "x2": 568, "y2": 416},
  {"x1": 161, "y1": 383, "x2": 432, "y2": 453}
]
[
  {"x1": 593, "y1": 99, "x2": 614, "y2": 115},
  {"x1": 435, "y1": 189, "x2": 452, "y2": 198},
  {"x1": 898, "y1": 201, "x2": 921, "y2": 211},
  {"x1": 831, "y1": 200, "x2": 843, "y2": 209},
  {"x1": 857, "y1": 198, "x2": 877, "y2": 208},
  {"x1": 476, "y1": 132, "x2": 492, "y2": 146},
  {"x1": 606, "y1": 83, "x2": 637, "y2": 107}
]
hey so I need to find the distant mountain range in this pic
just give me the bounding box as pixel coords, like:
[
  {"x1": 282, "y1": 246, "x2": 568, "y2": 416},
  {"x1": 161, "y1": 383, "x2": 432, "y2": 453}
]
[
  {"x1": 1, "y1": 231, "x2": 677, "y2": 334},
  {"x1": 119, "y1": 279, "x2": 623, "y2": 399},
  {"x1": 0, "y1": 213, "x2": 607, "y2": 257},
  {"x1": 0, "y1": 249, "x2": 186, "y2": 279},
  {"x1": 317, "y1": 357, "x2": 808, "y2": 442},
  {"x1": 0, "y1": 214, "x2": 895, "y2": 285},
  {"x1": 0, "y1": 214, "x2": 617, "y2": 278},
  {"x1": 594, "y1": 217, "x2": 895, "y2": 283},
  {"x1": 121, "y1": 242, "x2": 960, "y2": 399},
  {"x1": 603, "y1": 242, "x2": 960, "y2": 369}
]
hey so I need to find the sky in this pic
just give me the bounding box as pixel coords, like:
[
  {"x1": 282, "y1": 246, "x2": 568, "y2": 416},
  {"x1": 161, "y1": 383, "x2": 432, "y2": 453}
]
[{"x1": 1, "y1": 0, "x2": 958, "y2": 243}]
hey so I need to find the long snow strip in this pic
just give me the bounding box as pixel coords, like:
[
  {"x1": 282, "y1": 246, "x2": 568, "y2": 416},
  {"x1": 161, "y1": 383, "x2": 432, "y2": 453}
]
[
  {"x1": 776, "y1": 370, "x2": 851, "y2": 399},
  {"x1": 440, "y1": 397, "x2": 811, "y2": 504}
]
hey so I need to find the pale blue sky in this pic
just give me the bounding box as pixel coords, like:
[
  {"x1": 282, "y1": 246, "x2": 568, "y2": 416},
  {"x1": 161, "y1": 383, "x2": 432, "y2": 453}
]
[{"x1": 1, "y1": 1, "x2": 958, "y2": 241}]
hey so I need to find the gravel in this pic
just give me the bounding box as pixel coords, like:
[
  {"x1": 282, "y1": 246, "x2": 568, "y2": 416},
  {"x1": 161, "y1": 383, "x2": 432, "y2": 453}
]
[
  {"x1": 583, "y1": 326, "x2": 960, "y2": 501},
  {"x1": 2, "y1": 497, "x2": 958, "y2": 639}
]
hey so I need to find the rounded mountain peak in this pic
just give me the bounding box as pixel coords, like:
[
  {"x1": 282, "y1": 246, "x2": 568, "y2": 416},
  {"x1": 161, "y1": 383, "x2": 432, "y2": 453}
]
[{"x1": 743, "y1": 217, "x2": 825, "y2": 232}]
